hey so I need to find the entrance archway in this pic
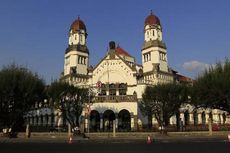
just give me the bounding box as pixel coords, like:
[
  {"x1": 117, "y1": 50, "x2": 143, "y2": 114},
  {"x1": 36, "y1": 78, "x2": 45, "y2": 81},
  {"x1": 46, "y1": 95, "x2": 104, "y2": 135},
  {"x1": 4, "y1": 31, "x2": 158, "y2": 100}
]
[
  {"x1": 103, "y1": 110, "x2": 115, "y2": 131},
  {"x1": 118, "y1": 109, "x2": 131, "y2": 131},
  {"x1": 90, "y1": 110, "x2": 100, "y2": 132}
]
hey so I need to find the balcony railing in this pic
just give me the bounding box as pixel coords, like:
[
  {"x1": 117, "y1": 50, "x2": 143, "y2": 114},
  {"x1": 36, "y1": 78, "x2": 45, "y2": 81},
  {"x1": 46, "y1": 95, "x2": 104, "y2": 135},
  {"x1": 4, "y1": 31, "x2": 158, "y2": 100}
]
[{"x1": 93, "y1": 95, "x2": 137, "y2": 103}]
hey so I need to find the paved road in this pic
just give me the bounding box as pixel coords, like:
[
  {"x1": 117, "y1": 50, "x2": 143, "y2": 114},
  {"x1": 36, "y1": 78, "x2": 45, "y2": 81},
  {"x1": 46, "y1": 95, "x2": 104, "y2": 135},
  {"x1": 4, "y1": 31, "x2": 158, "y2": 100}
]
[{"x1": 0, "y1": 141, "x2": 229, "y2": 153}]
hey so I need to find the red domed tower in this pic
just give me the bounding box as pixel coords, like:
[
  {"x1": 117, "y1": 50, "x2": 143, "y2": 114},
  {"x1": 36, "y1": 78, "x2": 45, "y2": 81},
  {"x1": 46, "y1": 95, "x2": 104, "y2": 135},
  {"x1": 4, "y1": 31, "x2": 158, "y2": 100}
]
[
  {"x1": 144, "y1": 11, "x2": 163, "y2": 42},
  {"x1": 141, "y1": 11, "x2": 169, "y2": 74},
  {"x1": 64, "y1": 17, "x2": 89, "y2": 78}
]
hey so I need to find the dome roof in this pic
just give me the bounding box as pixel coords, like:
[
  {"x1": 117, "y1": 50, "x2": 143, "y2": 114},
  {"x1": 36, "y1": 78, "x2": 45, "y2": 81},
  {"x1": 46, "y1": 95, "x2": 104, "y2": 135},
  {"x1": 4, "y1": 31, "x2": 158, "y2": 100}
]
[
  {"x1": 70, "y1": 17, "x2": 86, "y2": 32},
  {"x1": 144, "y1": 12, "x2": 161, "y2": 26}
]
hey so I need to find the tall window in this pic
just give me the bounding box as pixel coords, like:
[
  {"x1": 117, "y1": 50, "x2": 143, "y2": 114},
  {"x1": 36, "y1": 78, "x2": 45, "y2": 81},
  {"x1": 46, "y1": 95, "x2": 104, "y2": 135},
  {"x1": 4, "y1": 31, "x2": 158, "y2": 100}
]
[
  {"x1": 143, "y1": 52, "x2": 151, "y2": 62},
  {"x1": 109, "y1": 84, "x2": 116, "y2": 96},
  {"x1": 78, "y1": 56, "x2": 87, "y2": 65},
  {"x1": 100, "y1": 84, "x2": 106, "y2": 96},
  {"x1": 119, "y1": 83, "x2": 127, "y2": 95}
]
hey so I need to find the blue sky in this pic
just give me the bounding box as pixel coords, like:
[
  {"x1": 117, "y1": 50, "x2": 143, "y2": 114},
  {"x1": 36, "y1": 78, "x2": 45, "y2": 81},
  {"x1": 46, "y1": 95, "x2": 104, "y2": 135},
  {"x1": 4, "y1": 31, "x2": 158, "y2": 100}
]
[{"x1": 0, "y1": 0, "x2": 229, "y2": 84}]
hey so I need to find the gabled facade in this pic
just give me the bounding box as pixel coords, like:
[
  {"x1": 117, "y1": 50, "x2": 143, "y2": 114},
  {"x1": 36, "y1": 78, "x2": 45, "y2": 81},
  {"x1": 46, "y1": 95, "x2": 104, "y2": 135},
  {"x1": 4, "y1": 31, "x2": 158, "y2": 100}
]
[{"x1": 60, "y1": 13, "x2": 176, "y2": 132}]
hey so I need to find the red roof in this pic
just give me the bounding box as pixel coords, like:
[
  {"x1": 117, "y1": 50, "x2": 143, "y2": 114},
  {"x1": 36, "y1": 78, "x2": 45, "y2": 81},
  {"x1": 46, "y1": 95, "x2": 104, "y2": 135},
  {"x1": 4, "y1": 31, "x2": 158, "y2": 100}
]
[
  {"x1": 145, "y1": 12, "x2": 161, "y2": 26},
  {"x1": 177, "y1": 74, "x2": 193, "y2": 82},
  {"x1": 115, "y1": 47, "x2": 132, "y2": 57},
  {"x1": 70, "y1": 17, "x2": 86, "y2": 32}
]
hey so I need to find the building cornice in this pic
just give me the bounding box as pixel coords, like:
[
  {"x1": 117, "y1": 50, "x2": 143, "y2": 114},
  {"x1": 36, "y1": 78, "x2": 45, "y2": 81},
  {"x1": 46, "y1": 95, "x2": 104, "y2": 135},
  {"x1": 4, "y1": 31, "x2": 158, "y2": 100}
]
[
  {"x1": 65, "y1": 44, "x2": 89, "y2": 54},
  {"x1": 142, "y1": 40, "x2": 166, "y2": 50}
]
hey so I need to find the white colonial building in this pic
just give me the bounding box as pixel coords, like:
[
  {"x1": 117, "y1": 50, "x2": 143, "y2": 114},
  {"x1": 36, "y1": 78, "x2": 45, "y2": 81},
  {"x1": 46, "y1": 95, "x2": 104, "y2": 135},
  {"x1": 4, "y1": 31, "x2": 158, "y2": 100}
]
[{"x1": 26, "y1": 12, "x2": 230, "y2": 132}]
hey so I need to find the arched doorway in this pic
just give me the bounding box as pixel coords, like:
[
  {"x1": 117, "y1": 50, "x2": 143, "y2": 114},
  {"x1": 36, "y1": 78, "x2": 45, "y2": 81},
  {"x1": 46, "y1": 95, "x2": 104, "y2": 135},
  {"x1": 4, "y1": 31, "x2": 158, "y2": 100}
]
[
  {"x1": 103, "y1": 110, "x2": 115, "y2": 131},
  {"x1": 118, "y1": 109, "x2": 131, "y2": 131},
  {"x1": 90, "y1": 110, "x2": 100, "y2": 132}
]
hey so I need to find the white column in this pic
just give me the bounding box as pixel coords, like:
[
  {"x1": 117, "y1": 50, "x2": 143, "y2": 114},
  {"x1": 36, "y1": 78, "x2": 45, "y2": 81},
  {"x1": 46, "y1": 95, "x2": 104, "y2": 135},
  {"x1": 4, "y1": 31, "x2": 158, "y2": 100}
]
[
  {"x1": 115, "y1": 118, "x2": 118, "y2": 129},
  {"x1": 170, "y1": 115, "x2": 176, "y2": 125},
  {"x1": 189, "y1": 113, "x2": 194, "y2": 125},
  {"x1": 220, "y1": 114, "x2": 224, "y2": 124},
  {"x1": 85, "y1": 118, "x2": 88, "y2": 131},
  {"x1": 131, "y1": 117, "x2": 134, "y2": 129},
  {"x1": 152, "y1": 115, "x2": 158, "y2": 125},
  {"x1": 180, "y1": 113, "x2": 185, "y2": 125},
  {"x1": 57, "y1": 116, "x2": 63, "y2": 127},
  {"x1": 100, "y1": 113, "x2": 103, "y2": 131},
  {"x1": 213, "y1": 113, "x2": 217, "y2": 124},
  {"x1": 198, "y1": 113, "x2": 202, "y2": 124},
  {"x1": 205, "y1": 113, "x2": 209, "y2": 124},
  {"x1": 116, "y1": 90, "x2": 119, "y2": 96}
]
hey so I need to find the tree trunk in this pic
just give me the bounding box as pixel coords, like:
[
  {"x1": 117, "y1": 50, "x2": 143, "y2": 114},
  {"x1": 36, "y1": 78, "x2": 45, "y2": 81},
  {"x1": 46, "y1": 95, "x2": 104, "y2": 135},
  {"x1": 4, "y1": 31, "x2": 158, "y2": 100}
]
[{"x1": 148, "y1": 114, "x2": 152, "y2": 130}]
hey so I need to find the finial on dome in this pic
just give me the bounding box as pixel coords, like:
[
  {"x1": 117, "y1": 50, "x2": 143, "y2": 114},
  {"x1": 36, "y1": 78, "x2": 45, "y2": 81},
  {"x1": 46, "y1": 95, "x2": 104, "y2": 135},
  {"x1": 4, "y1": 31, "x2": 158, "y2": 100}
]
[{"x1": 78, "y1": 15, "x2": 80, "y2": 20}]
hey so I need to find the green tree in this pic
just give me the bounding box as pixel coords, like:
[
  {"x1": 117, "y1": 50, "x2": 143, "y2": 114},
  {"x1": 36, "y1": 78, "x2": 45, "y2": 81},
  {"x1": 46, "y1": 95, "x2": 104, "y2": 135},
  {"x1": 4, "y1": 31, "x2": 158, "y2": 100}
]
[
  {"x1": 47, "y1": 81, "x2": 88, "y2": 128},
  {"x1": 192, "y1": 59, "x2": 230, "y2": 113},
  {"x1": 141, "y1": 83, "x2": 189, "y2": 129},
  {"x1": 0, "y1": 64, "x2": 45, "y2": 132}
]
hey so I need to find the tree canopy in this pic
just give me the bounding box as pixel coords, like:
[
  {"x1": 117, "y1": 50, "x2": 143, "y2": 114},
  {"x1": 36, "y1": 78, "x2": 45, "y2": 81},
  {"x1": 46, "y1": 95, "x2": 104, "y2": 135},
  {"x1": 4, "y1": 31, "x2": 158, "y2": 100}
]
[
  {"x1": 141, "y1": 83, "x2": 189, "y2": 127},
  {"x1": 47, "y1": 81, "x2": 88, "y2": 128},
  {"x1": 0, "y1": 64, "x2": 45, "y2": 131},
  {"x1": 191, "y1": 59, "x2": 230, "y2": 113}
]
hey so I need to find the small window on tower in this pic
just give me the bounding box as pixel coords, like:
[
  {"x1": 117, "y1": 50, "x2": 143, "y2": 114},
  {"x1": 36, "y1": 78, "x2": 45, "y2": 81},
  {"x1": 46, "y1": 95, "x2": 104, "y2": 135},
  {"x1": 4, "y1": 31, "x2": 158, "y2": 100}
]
[
  {"x1": 152, "y1": 30, "x2": 155, "y2": 36},
  {"x1": 80, "y1": 35, "x2": 82, "y2": 42}
]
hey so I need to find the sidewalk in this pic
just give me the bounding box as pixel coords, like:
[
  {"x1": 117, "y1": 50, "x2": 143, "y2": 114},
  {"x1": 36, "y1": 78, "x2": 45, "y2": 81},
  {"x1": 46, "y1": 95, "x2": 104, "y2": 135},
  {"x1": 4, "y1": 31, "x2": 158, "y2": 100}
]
[{"x1": 0, "y1": 131, "x2": 229, "y2": 143}]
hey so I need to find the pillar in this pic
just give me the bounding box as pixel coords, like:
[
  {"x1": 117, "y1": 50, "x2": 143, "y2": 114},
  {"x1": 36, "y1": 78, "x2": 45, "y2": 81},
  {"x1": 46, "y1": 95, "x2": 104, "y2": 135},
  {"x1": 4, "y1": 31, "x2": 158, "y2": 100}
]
[
  {"x1": 152, "y1": 115, "x2": 158, "y2": 125},
  {"x1": 170, "y1": 115, "x2": 176, "y2": 125},
  {"x1": 85, "y1": 117, "x2": 88, "y2": 132},
  {"x1": 212, "y1": 113, "x2": 219, "y2": 124},
  {"x1": 100, "y1": 113, "x2": 103, "y2": 131},
  {"x1": 180, "y1": 112, "x2": 185, "y2": 125},
  {"x1": 134, "y1": 115, "x2": 138, "y2": 131},
  {"x1": 68, "y1": 123, "x2": 71, "y2": 137},
  {"x1": 26, "y1": 123, "x2": 30, "y2": 138},
  {"x1": 208, "y1": 118, "x2": 212, "y2": 136},
  {"x1": 205, "y1": 113, "x2": 209, "y2": 124},
  {"x1": 198, "y1": 113, "x2": 202, "y2": 124},
  {"x1": 189, "y1": 113, "x2": 194, "y2": 125},
  {"x1": 220, "y1": 114, "x2": 224, "y2": 124},
  {"x1": 131, "y1": 113, "x2": 134, "y2": 131},
  {"x1": 80, "y1": 116, "x2": 85, "y2": 132},
  {"x1": 115, "y1": 113, "x2": 118, "y2": 129}
]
